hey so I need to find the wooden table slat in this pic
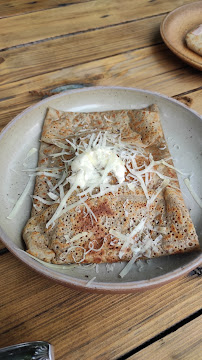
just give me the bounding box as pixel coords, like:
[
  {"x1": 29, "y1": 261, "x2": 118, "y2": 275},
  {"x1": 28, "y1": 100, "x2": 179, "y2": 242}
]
[
  {"x1": 0, "y1": 0, "x2": 91, "y2": 18},
  {"x1": 129, "y1": 316, "x2": 202, "y2": 360},
  {"x1": 0, "y1": 0, "x2": 197, "y2": 49}
]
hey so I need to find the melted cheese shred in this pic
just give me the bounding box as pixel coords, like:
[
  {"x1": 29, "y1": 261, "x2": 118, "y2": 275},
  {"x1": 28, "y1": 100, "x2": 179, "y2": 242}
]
[
  {"x1": 7, "y1": 177, "x2": 33, "y2": 220},
  {"x1": 46, "y1": 181, "x2": 79, "y2": 228},
  {"x1": 64, "y1": 232, "x2": 89, "y2": 243},
  {"x1": 110, "y1": 218, "x2": 146, "y2": 259},
  {"x1": 147, "y1": 179, "x2": 169, "y2": 207},
  {"x1": 119, "y1": 234, "x2": 162, "y2": 278},
  {"x1": 119, "y1": 256, "x2": 139, "y2": 278},
  {"x1": 184, "y1": 178, "x2": 202, "y2": 208}
]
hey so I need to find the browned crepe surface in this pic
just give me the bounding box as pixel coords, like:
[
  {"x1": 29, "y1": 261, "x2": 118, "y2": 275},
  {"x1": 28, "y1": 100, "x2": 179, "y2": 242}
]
[{"x1": 23, "y1": 106, "x2": 200, "y2": 264}]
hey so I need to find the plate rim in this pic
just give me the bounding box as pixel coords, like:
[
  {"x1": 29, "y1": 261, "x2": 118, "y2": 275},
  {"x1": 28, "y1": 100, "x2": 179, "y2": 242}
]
[
  {"x1": 0, "y1": 85, "x2": 201, "y2": 293},
  {"x1": 160, "y1": 1, "x2": 202, "y2": 71}
]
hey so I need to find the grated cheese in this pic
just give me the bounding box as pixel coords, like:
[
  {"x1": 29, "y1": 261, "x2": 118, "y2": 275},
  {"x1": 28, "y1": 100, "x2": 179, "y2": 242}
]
[
  {"x1": 7, "y1": 177, "x2": 33, "y2": 220},
  {"x1": 106, "y1": 263, "x2": 115, "y2": 272},
  {"x1": 56, "y1": 196, "x2": 88, "y2": 219},
  {"x1": 33, "y1": 195, "x2": 58, "y2": 205},
  {"x1": 104, "y1": 115, "x2": 113, "y2": 122},
  {"x1": 123, "y1": 199, "x2": 129, "y2": 217},
  {"x1": 83, "y1": 202, "x2": 97, "y2": 222},
  {"x1": 86, "y1": 276, "x2": 96, "y2": 287},
  {"x1": 46, "y1": 181, "x2": 79, "y2": 228},
  {"x1": 119, "y1": 234, "x2": 162, "y2": 277},
  {"x1": 22, "y1": 167, "x2": 63, "y2": 172},
  {"x1": 66, "y1": 138, "x2": 77, "y2": 150},
  {"x1": 109, "y1": 229, "x2": 128, "y2": 243},
  {"x1": 160, "y1": 160, "x2": 188, "y2": 176},
  {"x1": 23, "y1": 147, "x2": 37, "y2": 167},
  {"x1": 51, "y1": 171, "x2": 67, "y2": 191},
  {"x1": 51, "y1": 151, "x2": 72, "y2": 158},
  {"x1": 30, "y1": 171, "x2": 61, "y2": 178},
  {"x1": 47, "y1": 192, "x2": 59, "y2": 201},
  {"x1": 59, "y1": 184, "x2": 65, "y2": 201},
  {"x1": 137, "y1": 174, "x2": 150, "y2": 199},
  {"x1": 64, "y1": 232, "x2": 89, "y2": 243},
  {"x1": 130, "y1": 218, "x2": 146, "y2": 238},
  {"x1": 136, "y1": 260, "x2": 144, "y2": 272},
  {"x1": 119, "y1": 218, "x2": 146, "y2": 259},
  {"x1": 184, "y1": 178, "x2": 202, "y2": 208},
  {"x1": 127, "y1": 183, "x2": 136, "y2": 192},
  {"x1": 52, "y1": 140, "x2": 70, "y2": 149},
  {"x1": 119, "y1": 256, "x2": 139, "y2": 278},
  {"x1": 147, "y1": 179, "x2": 169, "y2": 207}
]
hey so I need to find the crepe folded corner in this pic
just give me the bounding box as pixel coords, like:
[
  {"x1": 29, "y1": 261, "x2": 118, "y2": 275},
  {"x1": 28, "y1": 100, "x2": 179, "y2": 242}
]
[{"x1": 22, "y1": 105, "x2": 200, "y2": 264}]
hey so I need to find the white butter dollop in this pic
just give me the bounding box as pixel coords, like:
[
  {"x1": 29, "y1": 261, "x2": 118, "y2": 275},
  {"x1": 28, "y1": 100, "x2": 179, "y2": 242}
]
[{"x1": 70, "y1": 147, "x2": 125, "y2": 189}]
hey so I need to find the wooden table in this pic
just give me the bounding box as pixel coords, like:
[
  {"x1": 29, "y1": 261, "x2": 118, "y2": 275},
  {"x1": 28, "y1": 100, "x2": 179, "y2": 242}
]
[{"x1": 0, "y1": 1, "x2": 202, "y2": 359}]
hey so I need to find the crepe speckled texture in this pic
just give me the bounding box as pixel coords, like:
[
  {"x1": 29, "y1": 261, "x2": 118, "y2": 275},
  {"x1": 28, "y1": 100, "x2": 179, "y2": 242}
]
[{"x1": 23, "y1": 105, "x2": 200, "y2": 264}]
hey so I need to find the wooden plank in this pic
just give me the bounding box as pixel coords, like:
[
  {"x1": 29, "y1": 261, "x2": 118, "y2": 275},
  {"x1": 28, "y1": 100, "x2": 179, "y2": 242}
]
[
  {"x1": 1, "y1": 15, "x2": 163, "y2": 85},
  {"x1": 0, "y1": 0, "x2": 91, "y2": 18},
  {"x1": 0, "y1": 45, "x2": 202, "y2": 131},
  {"x1": 0, "y1": 252, "x2": 201, "y2": 360},
  {"x1": 174, "y1": 90, "x2": 202, "y2": 115},
  {"x1": 129, "y1": 316, "x2": 202, "y2": 360},
  {"x1": 0, "y1": 0, "x2": 197, "y2": 49}
]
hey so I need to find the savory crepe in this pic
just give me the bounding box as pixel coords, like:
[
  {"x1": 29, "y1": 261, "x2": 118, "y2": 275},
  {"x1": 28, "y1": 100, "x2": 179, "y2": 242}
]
[{"x1": 23, "y1": 105, "x2": 200, "y2": 266}]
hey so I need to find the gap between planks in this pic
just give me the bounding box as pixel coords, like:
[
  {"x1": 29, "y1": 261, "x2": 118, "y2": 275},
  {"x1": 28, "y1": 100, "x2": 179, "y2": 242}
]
[
  {"x1": 117, "y1": 309, "x2": 202, "y2": 359},
  {"x1": 0, "y1": 247, "x2": 9, "y2": 255}
]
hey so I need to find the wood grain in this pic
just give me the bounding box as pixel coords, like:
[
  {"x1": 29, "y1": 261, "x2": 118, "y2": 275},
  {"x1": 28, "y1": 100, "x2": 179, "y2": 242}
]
[
  {"x1": 0, "y1": 15, "x2": 163, "y2": 85},
  {"x1": 0, "y1": 0, "x2": 91, "y2": 18},
  {"x1": 0, "y1": 0, "x2": 197, "y2": 49},
  {"x1": 0, "y1": 44, "x2": 201, "y2": 131},
  {"x1": 129, "y1": 316, "x2": 202, "y2": 360},
  {"x1": 0, "y1": 252, "x2": 201, "y2": 360}
]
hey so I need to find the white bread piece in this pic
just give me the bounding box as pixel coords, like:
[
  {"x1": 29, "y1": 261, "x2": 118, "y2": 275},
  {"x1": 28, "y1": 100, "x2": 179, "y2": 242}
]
[{"x1": 185, "y1": 24, "x2": 202, "y2": 56}]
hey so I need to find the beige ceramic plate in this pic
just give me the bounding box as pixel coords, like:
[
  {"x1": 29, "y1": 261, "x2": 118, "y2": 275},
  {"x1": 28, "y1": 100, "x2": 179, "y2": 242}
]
[
  {"x1": 0, "y1": 87, "x2": 201, "y2": 293},
  {"x1": 160, "y1": 2, "x2": 202, "y2": 70}
]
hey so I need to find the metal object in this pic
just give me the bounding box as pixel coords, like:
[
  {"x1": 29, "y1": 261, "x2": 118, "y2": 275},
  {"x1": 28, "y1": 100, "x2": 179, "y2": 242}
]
[{"x1": 0, "y1": 341, "x2": 54, "y2": 360}]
